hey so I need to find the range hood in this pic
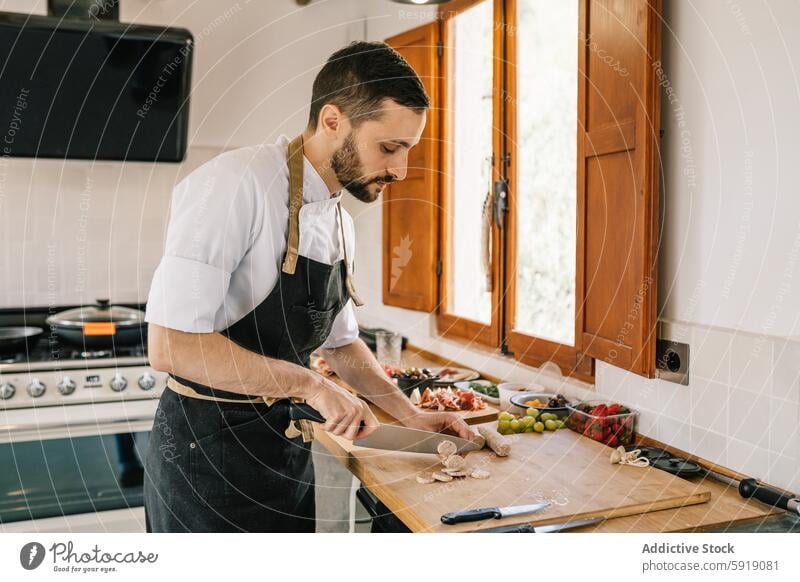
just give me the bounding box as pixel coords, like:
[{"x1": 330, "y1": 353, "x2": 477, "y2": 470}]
[{"x1": 0, "y1": 1, "x2": 193, "y2": 162}]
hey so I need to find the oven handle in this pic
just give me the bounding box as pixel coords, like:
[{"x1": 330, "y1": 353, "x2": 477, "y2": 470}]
[{"x1": 1, "y1": 416, "x2": 155, "y2": 433}]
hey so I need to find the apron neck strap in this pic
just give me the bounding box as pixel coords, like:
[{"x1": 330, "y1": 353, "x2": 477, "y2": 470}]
[
  {"x1": 282, "y1": 134, "x2": 365, "y2": 307},
  {"x1": 337, "y1": 202, "x2": 364, "y2": 307},
  {"x1": 281, "y1": 134, "x2": 305, "y2": 275}
]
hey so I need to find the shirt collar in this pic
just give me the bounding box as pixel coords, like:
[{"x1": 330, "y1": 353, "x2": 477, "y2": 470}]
[{"x1": 277, "y1": 134, "x2": 342, "y2": 206}]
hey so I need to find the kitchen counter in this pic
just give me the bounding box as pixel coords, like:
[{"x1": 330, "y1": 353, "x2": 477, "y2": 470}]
[
  {"x1": 703, "y1": 512, "x2": 800, "y2": 533},
  {"x1": 314, "y1": 346, "x2": 790, "y2": 533}
]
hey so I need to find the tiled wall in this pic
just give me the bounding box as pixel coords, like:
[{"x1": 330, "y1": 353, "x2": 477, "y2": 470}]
[
  {"x1": 0, "y1": 146, "x2": 223, "y2": 308},
  {"x1": 598, "y1": 321, "x2": 800, "y2": 494}
]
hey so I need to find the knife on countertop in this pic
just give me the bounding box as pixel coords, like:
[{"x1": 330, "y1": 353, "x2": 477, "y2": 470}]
[
  {"x1": 477, "y1": 517, "x2": 605, "y2": 533},
  {"x1": 441, "y1": 502, "x2": 551, "y2": 525},
  {"x1": 288, "y1": 402, "x2": 482, "y2": 455}
]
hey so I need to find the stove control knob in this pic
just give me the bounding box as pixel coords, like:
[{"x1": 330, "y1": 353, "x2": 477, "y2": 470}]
[
  {"x1": 27, "y1": 378, "x2": 46, "y2": 398},
  {"x1": 0, "y1": 382, "x2": 15, "y2": 400},
  {"x1": 58, "y1": 376, "x2": 77, "y2": 396},
  {"x1": 110, "y1": 373, "x2": 128, "y2": 392},
  {"x1": 138, "y1": 372, "x2": 156, "y2": 391}
]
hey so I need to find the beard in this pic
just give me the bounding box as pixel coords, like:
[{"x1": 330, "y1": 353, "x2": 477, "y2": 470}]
[{"x1": 330, "y1": 132, "x2": 393, "y2": 203}]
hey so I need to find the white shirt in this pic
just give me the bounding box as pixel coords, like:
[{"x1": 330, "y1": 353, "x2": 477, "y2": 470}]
[{"x1": 145, "y1": 134, "x2": 359, "y2": 349}]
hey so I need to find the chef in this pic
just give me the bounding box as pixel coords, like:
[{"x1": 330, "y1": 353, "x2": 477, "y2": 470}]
[{"x1": 142, "y1": 41, "x2": 475, "y2": 533}]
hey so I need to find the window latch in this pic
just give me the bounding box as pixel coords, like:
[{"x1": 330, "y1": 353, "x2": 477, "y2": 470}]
[{"x1": 493, "y1": 179, "x2": 508, "y2": 229}]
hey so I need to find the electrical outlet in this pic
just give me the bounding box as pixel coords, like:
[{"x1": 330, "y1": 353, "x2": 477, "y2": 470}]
[{"x1": 656, "y1": 339, "x2": 689, "y2": 385}]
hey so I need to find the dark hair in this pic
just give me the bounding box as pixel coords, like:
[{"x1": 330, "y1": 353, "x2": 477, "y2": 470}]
[{"x1": 307, "y1": 41, "x2": 429, "y2": 129}]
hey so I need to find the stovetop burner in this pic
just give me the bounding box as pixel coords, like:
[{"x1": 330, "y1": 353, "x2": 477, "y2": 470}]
[
  {"x1": 0, "y1": 336, "x2": 148, "y2": 374},
  {"x1": 24, "y1": 341, "x2": 147, "y2": 363}
]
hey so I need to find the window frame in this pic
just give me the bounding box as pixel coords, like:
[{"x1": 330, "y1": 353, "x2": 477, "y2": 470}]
[
  {"x1": 436, "y1": 0, "x2": 506, "y2": 349},
  {"x1": 426, "y1": 0, "x2": 661, "y2": 382},
  {"x1": 501, "y1": 0, "x2": 593, "y2": 381},
  {"x1": 436, "y1": 0, "x2": 593, "y2": 381}
]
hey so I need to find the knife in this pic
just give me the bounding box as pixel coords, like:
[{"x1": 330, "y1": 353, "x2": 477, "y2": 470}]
[
  {"x1": 288, "y1": 402, "x2": 481, "y2": 455},
  {"x1": 479, "y1": 517, "x2": 605, "y2": 533},
  {"x1": 441, "y1": 502, "x2": 551, "y2": 525}
]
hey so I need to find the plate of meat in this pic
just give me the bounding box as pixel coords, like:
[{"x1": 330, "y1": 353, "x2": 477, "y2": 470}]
[{"x1": 409, "y1": 386, "x2": 487, "y2": 412}]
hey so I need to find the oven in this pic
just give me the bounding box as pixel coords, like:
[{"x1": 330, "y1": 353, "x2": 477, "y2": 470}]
[{"x1": 0, "y1": 307, "x2": 166, "y2": 533}]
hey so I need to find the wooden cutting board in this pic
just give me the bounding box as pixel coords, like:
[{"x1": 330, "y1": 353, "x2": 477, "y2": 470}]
[
  {"x1": 326, "y1": 373, "x2": 499, "y2": 425},
  {"x1": 318, "y1": 420, "x2": 712, "y2": 532},
  {"x1": 370, "y1": 402, "x2": 498, "y2": 425}
]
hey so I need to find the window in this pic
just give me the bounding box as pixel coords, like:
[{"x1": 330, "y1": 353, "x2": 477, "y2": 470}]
[
  {"x1": 513, "y1": 0, "x2": 578, "y2": 346},
  {"x1": 384, "y1": 0, "x2": 662, "y2": 380},
  {"x1": 447, "y1": 0, "x2": 494, "y2": 325},
  {"x1": 503, "y1": 0, "x2": 594, "y2": 380},
  {"x1": 437, "y1": 0, "x2": 504, "y2": 347}
]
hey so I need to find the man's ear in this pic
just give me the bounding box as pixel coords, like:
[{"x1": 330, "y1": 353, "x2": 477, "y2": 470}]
[{"x1": 318, "y1": 103, "x2": 343, "y2": 137}]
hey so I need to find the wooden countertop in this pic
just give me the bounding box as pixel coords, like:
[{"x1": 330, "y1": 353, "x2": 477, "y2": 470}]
[{"x1": 314, "y1": 347, "x2": 784, "y2": 532}]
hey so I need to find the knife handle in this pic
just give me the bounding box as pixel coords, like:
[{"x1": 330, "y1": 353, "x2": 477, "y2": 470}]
[
  {"x1": 288, "y1": 403, "x2": 326, "y2": 423},
  {"x1": 739, "y1": 478, "x2": 798, "y2": 511},
  {"x1": 441, "y1": 507, "x2": 501, "y2": 525},
  {"x1": 287, "y1": 403, "x2": 367, "y2": 432}
]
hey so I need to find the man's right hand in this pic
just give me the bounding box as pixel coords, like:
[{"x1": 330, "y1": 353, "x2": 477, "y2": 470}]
[{"x1": 304, "y1": 378, "x2": 379, "y2": 441}]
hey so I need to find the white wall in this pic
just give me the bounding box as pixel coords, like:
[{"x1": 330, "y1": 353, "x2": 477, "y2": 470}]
[
  {"x1": 658, "y1": 0, "x2": 800, "y2": 340},
  {"x1": 0, "y1": 0, "x2": 366, "y2": 307},
  {"x1": 344, "y1": 0, "x2": 800, "y2": 493}
]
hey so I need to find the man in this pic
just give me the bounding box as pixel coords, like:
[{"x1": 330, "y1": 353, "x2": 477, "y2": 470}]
[{"x1": 143, "y1": 41, "x2": 475, "y2": 533}]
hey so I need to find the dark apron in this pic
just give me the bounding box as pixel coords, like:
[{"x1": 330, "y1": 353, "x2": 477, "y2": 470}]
[{"x1": 143, "y1": 135, "x2": 360, "y2": 532}]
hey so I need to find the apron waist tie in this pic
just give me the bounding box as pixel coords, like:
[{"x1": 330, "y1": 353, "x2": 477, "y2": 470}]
[{"x1": 165, "y1": 376, "x2": 317, "y2": 442}]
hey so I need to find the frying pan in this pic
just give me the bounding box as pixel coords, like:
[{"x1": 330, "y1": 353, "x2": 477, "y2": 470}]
[
  {"x1": 45, "y1": 299, "x2": 146, "y2": 349},
  {"x1": 0, "y1": 326, "x2": 44, "y2": 356}
]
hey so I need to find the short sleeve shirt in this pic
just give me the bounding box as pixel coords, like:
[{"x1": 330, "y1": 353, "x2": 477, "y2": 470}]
[{"x1": 145, "y1": 134, "x2": 359, "y2": 349}]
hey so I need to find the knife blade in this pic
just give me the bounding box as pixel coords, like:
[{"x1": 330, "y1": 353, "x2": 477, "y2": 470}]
[
  {"x1": 288, "y1": 402, "x2": 481, "y2": 455},
  {"x1": 479, "y1": 517, "x2": 604, "y2": 533},
  {"x1": 441, "y1": 502, "x2": 551, "y2": 525},
  {"x1": 354, "y1": 423, "x2": 481, "y2": 455}
]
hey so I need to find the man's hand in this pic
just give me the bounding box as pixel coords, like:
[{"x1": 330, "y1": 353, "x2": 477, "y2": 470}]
[
  {"x1": 402, "y1": 410, "x2": 478, "y2": 442},
  {"x1": 303, "y1": 378, "x2": 380, "y2": 441}
]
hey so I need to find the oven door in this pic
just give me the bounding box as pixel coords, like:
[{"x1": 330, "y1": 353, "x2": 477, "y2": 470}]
[{"x1": 0, "y1": 400, "x2": 156, "y2": 532}]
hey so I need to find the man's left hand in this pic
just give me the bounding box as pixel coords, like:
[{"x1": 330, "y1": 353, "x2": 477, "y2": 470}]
[{"x1": 402, "y1": 411, "x2": 478, "y2": 442}]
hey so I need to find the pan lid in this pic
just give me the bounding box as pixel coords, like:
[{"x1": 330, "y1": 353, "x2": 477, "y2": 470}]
[{"x1": 45, "y1": 299, "x2": 145, "y2": 328}]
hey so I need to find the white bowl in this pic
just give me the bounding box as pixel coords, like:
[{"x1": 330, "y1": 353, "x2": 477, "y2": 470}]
[{"x1": 497, "y1": 382, "x2": 538, "y2": 412}]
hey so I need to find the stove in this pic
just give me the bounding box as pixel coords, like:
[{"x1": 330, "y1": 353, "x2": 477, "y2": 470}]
[
  {"x1": 0, "y1": 307, "x2": 166, "y2": 411},
  {"x1": 0, "y1": 306, "x2": 165, "y2": 532}
]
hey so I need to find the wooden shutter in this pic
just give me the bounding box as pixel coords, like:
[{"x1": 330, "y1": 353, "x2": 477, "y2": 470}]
[
  {"x1": 576, "y1": 0, "x2": 662, "y2": 377},
  {"x1": 383, "y1": 23, "x2": 441, "y2": 312}
]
